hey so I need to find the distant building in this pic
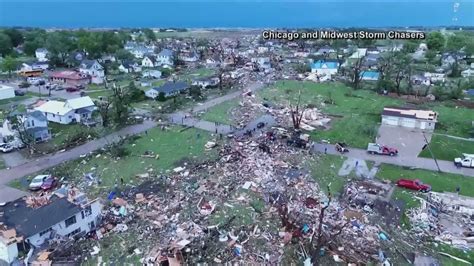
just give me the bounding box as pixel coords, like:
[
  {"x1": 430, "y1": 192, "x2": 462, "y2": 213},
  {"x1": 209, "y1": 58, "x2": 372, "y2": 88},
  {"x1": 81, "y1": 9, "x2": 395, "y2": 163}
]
[
  {"x1": 145, "y1": 81, "x2": 189, "y2": 99},
  {"x1": 157, "y1": 49, "x2": 174, "y2": 66},
  {"x1": 35, "y1": 48, "x2": 49, "y2": 62},
  {"x1": 49, "y1": 71, "x2": 90, "y2": 86},
  {"x1": 119, "y1": 60, "x2": 142, "y2": 73},
  {"x1": 311, "y1": 60, "x2": 340, "y2": 76},
  {"x1": 79, "y1": 60, "x2": 105, "y2": 84},
  {"x1": 360, "y1": 71, "x2": 380, "y2": 81},
  {"x1": 382, "y1": 106, "x2": 438, "y2": 131},
  {"x1": 142, "y1": 55, "x2": 158, "y2": 68}
]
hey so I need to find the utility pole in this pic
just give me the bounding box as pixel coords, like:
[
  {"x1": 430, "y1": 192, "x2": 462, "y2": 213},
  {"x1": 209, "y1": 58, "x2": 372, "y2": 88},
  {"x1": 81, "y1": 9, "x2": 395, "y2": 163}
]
[{"x1": 423, "y1": 132, "x2": 441, "y2": 172}]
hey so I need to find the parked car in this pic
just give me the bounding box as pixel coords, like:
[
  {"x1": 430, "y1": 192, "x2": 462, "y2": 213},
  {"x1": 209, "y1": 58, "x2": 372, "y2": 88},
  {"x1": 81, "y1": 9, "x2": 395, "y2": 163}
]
[
  {"x1": 454, "y1": 153, "x2": 474, "y2": 168},
  {"x1": 367, "y1": 143, "x2": 398, "y2": 156},
  {"x1": 14, "y1": 89, "x2": 26, "y2": 96},
  {"x1": 40, "y1": 176, "x2": 57, "y2": 191},
  {"x1": 29, "y1": 174, "x2": 52, "y2": 191},
  {"x1": 0, "y1": 143, "x2": 14, "y2": 153},
  {"x1": 396, "y1": 179, "x2": 431, "y2": 192},
  {"x1": 66, "y1": 86, "x2": 80, "y2": 92},
  {"x1": 335, "y1": 142, "x2": 349, "y2": 153},
  {"x1": 55, "y1": 85, "x2": 64, "y2": 91}
]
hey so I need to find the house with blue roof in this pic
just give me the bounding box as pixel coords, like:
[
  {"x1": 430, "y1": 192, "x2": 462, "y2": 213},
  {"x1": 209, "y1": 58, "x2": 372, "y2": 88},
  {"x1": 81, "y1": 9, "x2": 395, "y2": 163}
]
[
  {"x1": 465, "y1": 89, "x2": 474, "y2": 97},
  {"x1": 310, "y1": 60, "x2": 340, "y2": 76},
  {"x1": 360, "y1": 71, "x2": 380, "y2": 81}
]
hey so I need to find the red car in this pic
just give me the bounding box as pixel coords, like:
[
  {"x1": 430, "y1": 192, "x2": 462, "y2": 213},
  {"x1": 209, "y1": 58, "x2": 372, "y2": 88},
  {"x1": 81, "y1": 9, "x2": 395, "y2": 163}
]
[
  {"x1": 396, "y1": 179, "x2": 431, "y2": 192},
  {"x1": 40, "y1": 176, "x2": 58, "y2": 191},
  {"x1": 66, "y1": 86, "x2": 80, "y2": 92}
]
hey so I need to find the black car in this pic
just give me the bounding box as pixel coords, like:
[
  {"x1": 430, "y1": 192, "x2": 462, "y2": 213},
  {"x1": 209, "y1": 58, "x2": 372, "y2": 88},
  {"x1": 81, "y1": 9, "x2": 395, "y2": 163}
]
[{"x1": 14, "y1": 89, "x2": 26, "y2": 96}]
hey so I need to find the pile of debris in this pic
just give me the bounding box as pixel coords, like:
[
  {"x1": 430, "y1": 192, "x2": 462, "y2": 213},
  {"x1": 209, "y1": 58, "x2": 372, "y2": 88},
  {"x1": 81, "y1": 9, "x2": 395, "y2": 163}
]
[{"x1": 408, "y1": 192, "x2": 474, "y2": 250}]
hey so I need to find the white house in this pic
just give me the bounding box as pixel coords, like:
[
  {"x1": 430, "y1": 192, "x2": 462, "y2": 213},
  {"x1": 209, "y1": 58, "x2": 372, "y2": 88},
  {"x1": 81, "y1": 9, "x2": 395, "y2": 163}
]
[
  {"x1": 142, "y1": 70, "x2": 162, "y2": 79},
  {"x1": 20, "y1": 61, "x2": 49, "y2": 72},
  {"x1": 381, "y1": 107, "x2": 438, "y2": 131},
  {"x1": 142, "y1": 55, "x2": 158, "y2": 68},
  {"x1": 0, "y1": 187, "x2": 102, "y2": 262},
  {"x1": 311, "y1": 60, "x2": 340, "y2": 76},
  {"x1": 257, "y1": 46, "x2": 269, "y2": 54},
  {"x1": 424, "y1": 72, "x2": 446, "y2": 83},
  {"x1": 192, "y1": 77, "x2": 219, "y2": 88},
  {"x1": 0, "y1": 85, "x2": 15, "y2": 100},
  {"x1": 349, "y1": 48, "x2": 367, "y2": 59},
  {"x1": 35, "y1": 48, "x2": 49, "y2": 62},
  {"x1": 157, "y1": 49, "x2": 174, "y2": 66},
  {"x1": 24, "y1": 110, "x2": 51, "y2": 142},
  {"x1": 461, "y1": 68, "x2": 474, "y2": 78},
  {"x1": 79, "y1": 60, "x2": 105, "y2": 84},
  {"x1": 34, "y1": 96, "x2": 96, "y2": 125},
  {"x1": 118, "y1": 61, "x2": 142, "y2": 73}
]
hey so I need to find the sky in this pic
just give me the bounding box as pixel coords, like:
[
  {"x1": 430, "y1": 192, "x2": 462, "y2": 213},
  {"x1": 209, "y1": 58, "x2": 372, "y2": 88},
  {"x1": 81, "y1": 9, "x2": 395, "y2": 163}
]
[{"x1": 0, "y1": 0, "x2": 473, "y2": 28}]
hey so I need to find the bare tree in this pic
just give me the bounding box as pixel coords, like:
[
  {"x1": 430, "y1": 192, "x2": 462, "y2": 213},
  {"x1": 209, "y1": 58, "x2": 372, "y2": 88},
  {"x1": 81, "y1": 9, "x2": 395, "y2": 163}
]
[
  {"x1": 351, "y1": 57, "x2": 364, "y2": 90},
  {"x1": 289, "y1": 90, "x2": 305, "y2": 130},
  {"x1": 310, "y1": 185, "x2": 350, "y2": 265},
  {"x1": 95, "y1": 99, "x2": 112, "y2": 127}
]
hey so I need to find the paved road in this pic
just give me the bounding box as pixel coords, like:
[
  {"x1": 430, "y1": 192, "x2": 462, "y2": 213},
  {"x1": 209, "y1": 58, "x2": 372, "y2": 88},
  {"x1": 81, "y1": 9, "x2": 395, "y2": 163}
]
[
  {"x1": 0, "y1": 120, "x2": 157, "y2": 183},
  {"x1": 313, "y1": 143, "x2": 474, "y2": 177}
]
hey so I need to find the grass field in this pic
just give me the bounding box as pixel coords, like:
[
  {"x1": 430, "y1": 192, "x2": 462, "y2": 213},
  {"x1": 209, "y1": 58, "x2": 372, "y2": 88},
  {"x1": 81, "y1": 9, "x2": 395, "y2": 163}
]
[
  {"x1": 419, "y1": 135, "x2": 474, "y2": 161},
  {"x1": 200, "y1": 98, "x2": 240, "y2": 125},
  {"x1": 85, "y1": 90, "x2": 112, "y2": 99},
  {"x1": 259, "y1": 81, "x2": 402, "y2": 148},
  {"x1": 307, "y1": 154, "x2": 349, "y2": 195},
  {"x1": 16, "y1": 126, "x2": 216, "y2": 192},
  {"x1": 377, "y1": 164, "x2": 474, "y2": 197},
  {"x1": 430, "y1": 105, "x2": 474, "y2": 138}
]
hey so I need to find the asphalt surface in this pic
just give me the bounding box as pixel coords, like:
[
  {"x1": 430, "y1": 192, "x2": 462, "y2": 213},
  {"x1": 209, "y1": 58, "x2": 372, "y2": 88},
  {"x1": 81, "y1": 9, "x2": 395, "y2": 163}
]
[{"x1": 313, "y1": 143, "x2": 474, "y2": 177}]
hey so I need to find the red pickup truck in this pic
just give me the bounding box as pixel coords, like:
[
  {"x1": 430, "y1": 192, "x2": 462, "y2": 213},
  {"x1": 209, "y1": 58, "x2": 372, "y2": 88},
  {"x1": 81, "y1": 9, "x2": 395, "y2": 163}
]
[{"x1": 396, "y1": 179, "x2": 431, "y2": 192}]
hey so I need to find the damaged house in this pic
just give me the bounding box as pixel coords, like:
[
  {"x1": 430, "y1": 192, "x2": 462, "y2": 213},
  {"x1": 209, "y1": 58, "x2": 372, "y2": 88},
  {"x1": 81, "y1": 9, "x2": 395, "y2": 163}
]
[{"x1": 0, "y1": 188, "x2": 102, "y2": 263}]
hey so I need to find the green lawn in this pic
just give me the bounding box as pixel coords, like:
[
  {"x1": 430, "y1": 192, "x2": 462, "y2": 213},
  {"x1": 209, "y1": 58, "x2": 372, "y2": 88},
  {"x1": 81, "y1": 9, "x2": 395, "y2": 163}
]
[
  {"x1": 200, "y1": 98, "x2": 240, "y2": 125},
  {"x1": 419, "y1": 135, "x2": 474, "y2": 161},
  {"x1": 307, "y1": 154, "x2": 349, "y2": 195},
  {"x1": 430, "y1": 105, "x2": 474, "y2": 138},
  {"x1": 85, "y1": 90, "x2": 112, "y2": 99},
  {"x1": 44, "y1": 123, "x2": 99, "y2": 152},
  {"x1": 42, "y1": 126, "x2": 216, "y2": 189},
  {"x1": 0, "y1": 157, "x2": 6, "y2": 170},
  {"x1": 377, "y1": 164, "x2": 474, "y2": 197},
  {"x1": 0, "y1": 94, "x2": 33, "y2": 106},
  {"x1": 259, "y1": 81, "x2": 402, "y2": 148}
]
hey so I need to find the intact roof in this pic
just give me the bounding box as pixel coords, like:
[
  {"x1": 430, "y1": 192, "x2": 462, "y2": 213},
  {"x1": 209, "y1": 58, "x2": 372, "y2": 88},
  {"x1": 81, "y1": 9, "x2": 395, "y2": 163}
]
[
  {"x1": 66, "y1": 96, "x2": 95, "y2": 110},
  {"x1": 382, "y1": 106, "x2": 438, "y2": 121},
  {"x1": 158, "y1": 49, "x2": 174, "y2": 57},
  {"x1": 360, "y1": 71, "x2": 380, "y2": 79},
  {"x1": 0, "y1": 197, "x2": 82, "y2": 237},
  {"x1": 28, "y1": 110, "x2": 47, "y2": 122},
  {"x1": 143, "y1": 54, "x2": 157, "y2": 63},
  {"x1": 151, "y1": 81, "x2": 189, "y2": 94},
  {"x1": 311, "y1": 60, "x2": 339, "y2": 69},
  {"x1": 35, "y1": 100, "x2": 72, "y2": 116},
  {"x1": 80, "y1": 59, "x2": 102, "y2": 69}
]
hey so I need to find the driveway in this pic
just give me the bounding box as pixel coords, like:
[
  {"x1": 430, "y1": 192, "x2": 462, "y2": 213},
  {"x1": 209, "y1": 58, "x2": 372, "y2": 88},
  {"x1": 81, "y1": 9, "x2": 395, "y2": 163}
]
[
  {"x1": 377, "y1": 125, "x2": 432, "y2": 159},
  {"x1": 0, "y1": 185, "x2": 27, "y2": 204},
  {"x1": 1, "y1": 151, "x2": 29, "y2": 168}
]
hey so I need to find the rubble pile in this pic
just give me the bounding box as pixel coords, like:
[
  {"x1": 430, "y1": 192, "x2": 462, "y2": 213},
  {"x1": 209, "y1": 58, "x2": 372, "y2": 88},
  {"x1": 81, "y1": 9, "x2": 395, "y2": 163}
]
[
  {"x1": 53, "y1": 130, "x2": 385, "y2": 264},
  {"x1": 408, "y1": 192, "x2": 474, "y2": 249}
]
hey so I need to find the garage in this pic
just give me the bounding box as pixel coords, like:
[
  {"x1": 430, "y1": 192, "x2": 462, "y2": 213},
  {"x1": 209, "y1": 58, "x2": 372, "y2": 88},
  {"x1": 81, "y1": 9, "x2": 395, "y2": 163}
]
[
  {"x1": 0, "y1": 85, "x2": 15, "y2": 100},
  {"x1": 382, "y1": 107, "x2": 437, "y2": 132},
  {"x1": 382, "y1": 116, "x2": 399, "y2": 126},
  {"x1": 401, "y1": 118, "x2": 416, "y2": 128}
]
